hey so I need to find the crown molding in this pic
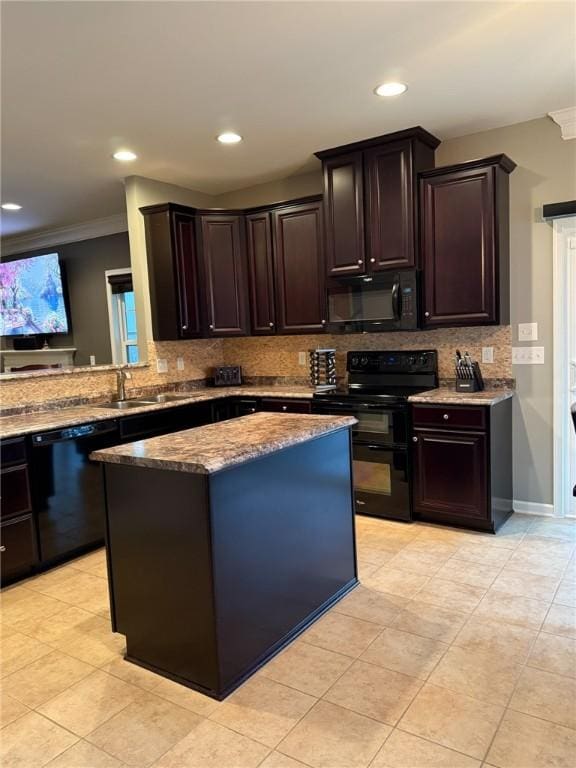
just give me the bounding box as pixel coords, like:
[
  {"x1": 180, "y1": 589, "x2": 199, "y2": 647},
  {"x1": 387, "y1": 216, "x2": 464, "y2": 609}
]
[
  {"x1": 548, "y1": 107, "x2": 576, "y2": 140},
  {"x1": 0, "y1": 213, "x2": 128, "y2": 257}
]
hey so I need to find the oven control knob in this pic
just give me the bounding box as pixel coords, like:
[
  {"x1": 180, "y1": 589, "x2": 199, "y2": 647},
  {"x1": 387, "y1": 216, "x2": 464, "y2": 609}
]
[
  {"x1": 351, "y1": 356, "x2": 359, "y2": 367},
  {"x1": 360, "y1": 357, "x2": 368, "y2": 365},
  {"x1": 408, "y1": 355, "x2": 416, "y2": 366},
  {"x1": 418, "y1": 354, "x2": 428, "y2": 366}
]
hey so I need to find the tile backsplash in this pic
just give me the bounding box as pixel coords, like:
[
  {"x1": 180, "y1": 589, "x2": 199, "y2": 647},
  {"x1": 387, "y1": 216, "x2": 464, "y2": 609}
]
[
  {"x1": 0, "y1": 326, "x2": 511, "y2": 408},
  {"x1": 222, "y1": 325, "x2": 512, "y2": 382}
]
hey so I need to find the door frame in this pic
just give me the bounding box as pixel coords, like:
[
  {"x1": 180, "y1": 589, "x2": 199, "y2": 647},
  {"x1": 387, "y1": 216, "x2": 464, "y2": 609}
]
[{"x1": 552, "y1": 215, "x2": 576, "y2": 517}]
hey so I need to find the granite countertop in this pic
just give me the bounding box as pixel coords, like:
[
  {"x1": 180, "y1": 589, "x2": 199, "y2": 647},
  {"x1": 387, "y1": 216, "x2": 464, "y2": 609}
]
[
  {"x1": 408, "y1": 388, "x2": 515, "y2": 406},
  {"x1": 0, "y1": 386, "x2": 316, "y2": 440},
  {"x1": 91, "y1": 412, "x2": 357, "y2": 474}
]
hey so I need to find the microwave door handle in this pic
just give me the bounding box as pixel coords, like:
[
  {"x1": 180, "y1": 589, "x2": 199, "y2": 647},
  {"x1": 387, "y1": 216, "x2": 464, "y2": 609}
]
[{"x1": 391, "y1": 280, "x2": 402, "y2": 321}]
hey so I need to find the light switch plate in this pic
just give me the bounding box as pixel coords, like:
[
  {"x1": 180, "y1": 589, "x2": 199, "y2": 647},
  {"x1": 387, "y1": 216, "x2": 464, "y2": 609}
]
[
  {"x1": 298, "y1": 351, "x2": 307, "y2": 366},
  {"x1": 176, "y1": 357, "x2": 185, "y2": 371},
  {"x1": 518, "y1": 322, "x2": 538, "y2": 341},
  {"x1": 156, "y1": 358, "x2": 168, "y2": 373},
  {"x1": 512, "y1": 346, "x2": 545, "y2": 364},
  {"x1": 89, "y1": 355, "x2": 96, "y2": 366},
  {"x1": 482, "y1": 347, "x2": 494, "y2": 363}
]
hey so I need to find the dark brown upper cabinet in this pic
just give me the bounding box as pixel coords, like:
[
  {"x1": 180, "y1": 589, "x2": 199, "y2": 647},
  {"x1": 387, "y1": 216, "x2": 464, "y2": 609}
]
[
  {"x1": 322, "y1": 152, "x2": 365, "y2": 275},
  {"x1": 419, "y1": 154, "x2": 516, "y2": 328},
  {"x1": 272, "y1": 198, "x2": 326, "y2": 334},
  {"x1": 316, "y1": 127, "x2": 440, "y2": 277},
  {"x1": 141, "y1": 204, "x2": 203, "y2": 340},
  {"x1": 245, "y1": 211, "x2": 275, "y2": 334},
  {"x1": 197, "y1": 214, "x2": 249, "y2": 337}
]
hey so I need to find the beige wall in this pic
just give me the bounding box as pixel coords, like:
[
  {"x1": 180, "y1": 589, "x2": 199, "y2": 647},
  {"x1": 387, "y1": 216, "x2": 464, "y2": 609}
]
[
  {"x1": 124, "y1": 175, "x2": 215, "y2": 352},
  {"x1": 8, "y1": 117, "x2": 571, "y2": 510},
  {"x1": 213, "y1": 170, "x2": 322, "y2": 209},
  {"x1": 224, "y1": 117, "x2": 576, "y2": 508},
  {"x1": 437, "y1": 118, "x2": 576, "y2": 508}
]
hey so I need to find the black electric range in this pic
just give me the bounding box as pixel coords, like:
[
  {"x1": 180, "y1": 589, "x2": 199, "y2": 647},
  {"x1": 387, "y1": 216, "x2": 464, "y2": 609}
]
[{"x1": 312, "y1": 350, "x2": 438, "y2": 521}]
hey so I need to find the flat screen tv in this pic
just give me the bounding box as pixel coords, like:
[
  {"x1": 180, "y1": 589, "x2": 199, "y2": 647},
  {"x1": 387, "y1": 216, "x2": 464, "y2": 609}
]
[{"x1": 0, "y1": 253, "x2": 70, "y2": 336}]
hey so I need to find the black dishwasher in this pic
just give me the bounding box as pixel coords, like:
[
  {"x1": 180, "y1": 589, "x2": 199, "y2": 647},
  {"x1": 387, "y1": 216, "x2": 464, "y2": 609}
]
[{"x1": 30, "y1": 420, "x2": 120, "y2": 565}]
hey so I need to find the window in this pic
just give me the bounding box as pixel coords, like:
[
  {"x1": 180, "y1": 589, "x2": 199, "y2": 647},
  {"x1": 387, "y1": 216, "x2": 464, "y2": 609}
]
[{"x1": 106, "y1": 270, "x2": 139, "y2": 364}]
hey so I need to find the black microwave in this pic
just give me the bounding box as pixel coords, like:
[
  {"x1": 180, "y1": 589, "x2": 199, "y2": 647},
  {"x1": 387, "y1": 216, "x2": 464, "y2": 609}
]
[{"x1": 327, "y1": 269, "x2": 419, "y2": 333}]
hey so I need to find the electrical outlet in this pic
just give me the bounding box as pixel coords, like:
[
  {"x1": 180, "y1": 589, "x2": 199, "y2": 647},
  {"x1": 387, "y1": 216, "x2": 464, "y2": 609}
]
[
  {"x1": 176, "y1": 357, "x2": 185, "y2": 371},
  {"x1": 89, "y1": 355, "x2": 96, "y2": 366},
  {"x1": 512, "y1": 346, "x2": 545, "y2": 365},
  {"x1": 482, "y1": 347, "x2": 494, "y2": 364},
  {"x1": 156, "y1": 358, "x2": 168, "y2": 373},
  {"x1": 298, "y1": 351, "x2": 307, "y2": 366},
  {"x1": 518, "y1": 322, "x2": 538, "y2": 341}
]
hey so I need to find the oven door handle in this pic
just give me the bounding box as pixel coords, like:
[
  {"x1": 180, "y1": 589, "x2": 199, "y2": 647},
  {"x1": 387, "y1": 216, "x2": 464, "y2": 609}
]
[{"x1": 366, "y1": 444, "x2": 389, "y2": 451}]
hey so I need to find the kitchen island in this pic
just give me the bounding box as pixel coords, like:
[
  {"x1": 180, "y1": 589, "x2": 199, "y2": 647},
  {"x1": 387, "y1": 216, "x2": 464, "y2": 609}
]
[{"x1": 91, "y1": 412, "x2": 357, "y2": 699}]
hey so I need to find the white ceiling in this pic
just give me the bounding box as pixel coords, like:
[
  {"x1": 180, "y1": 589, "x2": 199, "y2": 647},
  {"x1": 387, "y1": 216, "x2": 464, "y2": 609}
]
[{"x1": 1, "y1": 0, "x2": 574, "y2": 238}]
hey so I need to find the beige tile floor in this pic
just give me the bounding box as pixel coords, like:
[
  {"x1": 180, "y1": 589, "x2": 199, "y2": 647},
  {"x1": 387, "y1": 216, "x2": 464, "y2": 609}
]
[{"x1": 1, "y1": 514, "x2": 575, "y2": 768}]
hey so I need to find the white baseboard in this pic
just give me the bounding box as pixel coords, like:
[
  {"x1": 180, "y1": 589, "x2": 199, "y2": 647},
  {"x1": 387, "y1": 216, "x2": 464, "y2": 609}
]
[{"x1": 513, "y1": 500, "x2": 555, "y2": 516}]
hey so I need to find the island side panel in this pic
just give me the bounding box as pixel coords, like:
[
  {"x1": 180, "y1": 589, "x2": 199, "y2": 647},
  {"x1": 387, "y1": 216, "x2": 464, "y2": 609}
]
[
  {"x1": 209, "y1": 427, "x2": 357, "y2": 693},
  {"x1": 103, "y1": 463, "x2": 220, "y2": 693}
]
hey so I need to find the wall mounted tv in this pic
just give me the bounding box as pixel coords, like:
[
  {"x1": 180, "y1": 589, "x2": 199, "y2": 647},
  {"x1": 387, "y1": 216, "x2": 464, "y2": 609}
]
[{"x1": 0, "y1": 253, "x2": 70, "y2": 337}]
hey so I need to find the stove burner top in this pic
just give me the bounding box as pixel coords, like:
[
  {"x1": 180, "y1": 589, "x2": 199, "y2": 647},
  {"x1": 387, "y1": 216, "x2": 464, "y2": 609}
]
[
  {"x1": 312, "y1": 349, "x2": 439, "y2": 407},
  {"x1": 313, "y1": 385, "x2": 435, "y2": 406}
]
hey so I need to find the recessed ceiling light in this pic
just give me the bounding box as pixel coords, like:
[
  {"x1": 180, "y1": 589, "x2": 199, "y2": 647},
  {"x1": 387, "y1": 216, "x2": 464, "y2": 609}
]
[
  {"x1": 217, "y1": 132, "x2": 242, "y2": 144},
  {"x1": 113, "y1": 150, "x2": 138, "y2": 162},
  {"x1": 374, "y1": 82, "x2": 408, "y2": 97},
  {"x1": 1, "y1": 202, "x2": 22, "y2": 211}
]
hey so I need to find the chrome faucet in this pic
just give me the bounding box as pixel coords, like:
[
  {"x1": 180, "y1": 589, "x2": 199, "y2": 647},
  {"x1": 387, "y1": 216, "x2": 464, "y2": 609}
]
[{"x1": 116, "y1": 369, "x2": 128, "y2": 401}]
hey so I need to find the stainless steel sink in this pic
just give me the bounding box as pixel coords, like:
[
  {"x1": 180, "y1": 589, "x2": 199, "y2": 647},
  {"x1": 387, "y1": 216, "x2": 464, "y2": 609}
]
[
  {"x1": 135, "y1": 393, "x2": 196, "y2": 403},
  {"x1": 95, "y1": 400, "x2": 155, "y2": 410}
]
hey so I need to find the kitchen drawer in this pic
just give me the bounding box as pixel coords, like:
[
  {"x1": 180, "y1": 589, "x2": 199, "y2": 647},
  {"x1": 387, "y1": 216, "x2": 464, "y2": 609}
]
[
  {"x1": 1, "y1": 464, "x2": 32, "y2": 519},
  {"x1": 1, "y1": 514, "x2": 38, "y2": 583},
  {"x1": 412, "y1": 405, "x2": 486, "y2": 431},
  {"x1": 260, "y1": 399, "x2": 312, "y2": 414},
  {"x1": 0, "y1": 437, "x2": 27, "y2": 468}
]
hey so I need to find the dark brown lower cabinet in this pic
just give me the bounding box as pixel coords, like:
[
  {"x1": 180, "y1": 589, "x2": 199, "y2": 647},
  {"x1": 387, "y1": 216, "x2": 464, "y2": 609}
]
[
  {"x1": 260, "y1": 398, "x2": 312, "y2": 414},
  {"x1": 412, "y1": 399, "x2": 512, "y2": 532},
  {"x1": 1, "y1": 515, "x2": 38, "y2": 583}
]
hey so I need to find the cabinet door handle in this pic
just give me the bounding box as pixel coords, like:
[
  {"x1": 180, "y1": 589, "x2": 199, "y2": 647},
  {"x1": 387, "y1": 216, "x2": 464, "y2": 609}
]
[
  {"x1": 357, "y1": 259, "x2": 363, "y2": 265},
  {"x1": 424, "y1": 312, "x2": 430, "y2": 318},
  {"x1": 321, "y1": 319, "x2": 326, "y2": 325},
  {"x1": 269, "y1": 322, "x2": 274, "y2": 328},
  {"x1": 412, "y1": 436, "x2": 418, "y2": 442},
  {"x1": 443, "y1": 413, "x2": 450, "y2": 420},
  {"x1": 0, "y1": 545, "x2": 5, "y2": 552},
  {"x1": 370, "y1": 258, "x2": 376, "y2": 263},
  {"x1": 209, "y1": 324, "x2": 214, "y2": 330},
  {"x1": 182, "y1": 324, "x2": 188, "y2": 331}
]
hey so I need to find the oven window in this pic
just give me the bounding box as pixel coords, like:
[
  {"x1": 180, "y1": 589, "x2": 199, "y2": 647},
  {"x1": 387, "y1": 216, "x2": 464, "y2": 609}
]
[
  {"x1": 356, "y1": 411, "x2": 391, "y2": 435},
  {"x1": 353, "y1": 460, "x2": 392, "y2": 495}
]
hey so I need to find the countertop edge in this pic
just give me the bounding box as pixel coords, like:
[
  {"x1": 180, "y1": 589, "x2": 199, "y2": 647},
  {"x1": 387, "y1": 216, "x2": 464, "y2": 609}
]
[
  {"x1": 408, "y1": 389, "x2": 515, "y2": 406},
  {"x1": 91, "y1": 414, "x2": 357, "y2": 475}
]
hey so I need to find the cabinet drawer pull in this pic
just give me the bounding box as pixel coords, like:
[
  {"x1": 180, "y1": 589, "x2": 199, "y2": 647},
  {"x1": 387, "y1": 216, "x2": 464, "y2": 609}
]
[
  {"x1": 282, "y1": 406, "x2": 287, "y2": 411},
  {"x1": 357, "y1": 259, "x2": 363, "y2": 265},
  {"x1": 0, "y1": 545, "x2": 5, "y2": 552},
  {"x1": 443, "y1": 413, "x2": 450, "y2": 420},
  {"x1": 412, "y1": 436, "x2": 418, "y2": 442},
  {"x1": 424, "y1": 311, "x2": 430, "y2": 318},
  {"x1": 370, "y1": 258, "x2": 376, "y2": 263}
]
